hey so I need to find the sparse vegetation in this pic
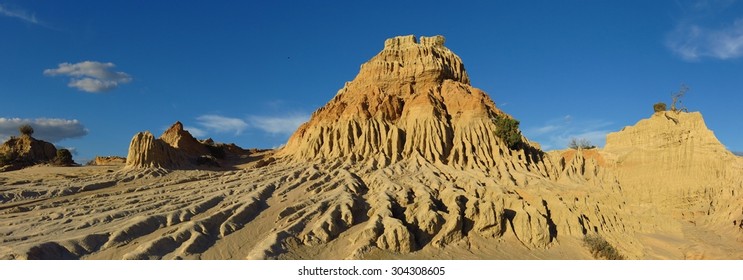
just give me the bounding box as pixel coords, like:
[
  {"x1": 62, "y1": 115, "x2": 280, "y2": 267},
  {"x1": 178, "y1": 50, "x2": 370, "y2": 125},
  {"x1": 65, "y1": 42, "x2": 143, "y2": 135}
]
[
  {"x1": 19, "y1": 124, "x2": 34, "y2": 136},
  {"x1": 492, "y1": 115, "x2": 522, "y2": 149},
  {"x1": 654, "y1": 85, "x2": 690, "y2": 115},
  {"x1": 653, "y1": 102, "x2": 667, "y2": 113},
  {"x1": 583, "y1": 234, "x2": 624, "y2": 260},
  {"x1": 0, "y1": 152, "x2": 15, "y2": 166},
  {"x1": 670, "y1": 84, "x2": 689, "y2": 113},
  {"x1": 568, "y1": 138, "x2": 595, "y2": 150},
  {"x1": 53, "y1": 149, "x2": 74, "y2": 166}
]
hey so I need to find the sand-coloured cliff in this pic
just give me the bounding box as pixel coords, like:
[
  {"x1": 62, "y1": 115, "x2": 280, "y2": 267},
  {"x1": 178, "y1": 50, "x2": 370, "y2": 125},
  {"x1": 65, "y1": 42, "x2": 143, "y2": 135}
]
[{"x1": 604, "y1": 112, "x2": 743, "y2": 243}]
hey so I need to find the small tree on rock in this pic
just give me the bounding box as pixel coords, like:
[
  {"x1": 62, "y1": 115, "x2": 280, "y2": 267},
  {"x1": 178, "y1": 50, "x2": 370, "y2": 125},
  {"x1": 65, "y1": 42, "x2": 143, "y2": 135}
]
[
  {"x1": 19, "y1": 124, "x2": 34, "y2": 136},
  {"x1": 671, "y1": 84, "x2": 689, "y2": 113},
  {"x1": 653, "y1": 102, "x2": 667, "y2": 113}
]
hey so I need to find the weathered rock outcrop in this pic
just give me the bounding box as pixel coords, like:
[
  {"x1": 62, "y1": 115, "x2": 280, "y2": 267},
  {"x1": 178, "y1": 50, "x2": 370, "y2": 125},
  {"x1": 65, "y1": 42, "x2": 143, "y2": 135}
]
[
  {"x1": 126, "y1": 122, "x2": 209, "y2": 169},
  {"x1": 0, "y1": 134, "x2": 58, "y2": 171},
  {"x1": 604, "y1": 111, "x2": 743, "y2": 232},
  {"x1": 279, "y1": 35, "x2": 552, "y2": 177},
  {"x1": 89, "y1": 156, "x2": 127, "y2": 166},
  {"x1": 160, "y1": 122, "x2": 210, "y2": 157},
  {"x1": 125, "y1": 122, "x2": 251, "y2": 169},
  {"x1": 125, "y1": 131, "x2": 189, "y2": 169},
  {"x1": 263, "y1": 35, "x2": 632, "y2": 256}
]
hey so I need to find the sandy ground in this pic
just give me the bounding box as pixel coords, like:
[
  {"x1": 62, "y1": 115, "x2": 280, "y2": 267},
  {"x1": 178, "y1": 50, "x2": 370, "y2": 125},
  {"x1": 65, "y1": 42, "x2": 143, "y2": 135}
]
[{"x1": 1, "y1": 161, "x2": 740, "y2": 260}]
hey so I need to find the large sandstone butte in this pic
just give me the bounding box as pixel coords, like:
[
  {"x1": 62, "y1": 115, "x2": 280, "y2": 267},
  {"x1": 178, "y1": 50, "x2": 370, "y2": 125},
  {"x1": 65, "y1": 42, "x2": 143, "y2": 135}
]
[
  {"x1": 0, "y1": 35, "x2": 740, "y2": 260},
  {"x1": 280, "y1": 35, "x2": 548, "y2": 173}
]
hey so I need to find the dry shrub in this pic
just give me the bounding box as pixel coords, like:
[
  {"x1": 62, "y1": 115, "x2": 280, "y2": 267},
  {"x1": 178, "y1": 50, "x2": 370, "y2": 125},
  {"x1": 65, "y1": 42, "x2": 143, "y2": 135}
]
[{"x1": 583, "y1": 234, "x2": 624, "y2": 260}]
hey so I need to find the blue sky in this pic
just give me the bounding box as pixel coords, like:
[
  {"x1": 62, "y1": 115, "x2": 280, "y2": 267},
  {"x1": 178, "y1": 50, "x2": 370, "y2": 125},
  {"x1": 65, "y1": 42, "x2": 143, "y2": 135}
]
[{"x1": 1, "y1": 1, "x2": 742, "y2": 162}]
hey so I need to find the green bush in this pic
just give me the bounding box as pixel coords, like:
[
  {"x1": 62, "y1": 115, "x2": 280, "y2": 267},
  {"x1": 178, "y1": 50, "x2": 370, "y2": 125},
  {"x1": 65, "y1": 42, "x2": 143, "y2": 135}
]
[
  {"x1": 492, "y1": 115, "x2": 522, "y2": 149},
  {"x1": 653, "y1": 102, "x2": 667, "y2": 113},
  {"x1": 54, "y1": 149, "x2": 74, "y2": 166},
  {"x1": 583, "y1": 234, "x2": 624, "y2": 260},
  {"x1": 19, "y1": 124, "x2": 34, "y2": 136}
]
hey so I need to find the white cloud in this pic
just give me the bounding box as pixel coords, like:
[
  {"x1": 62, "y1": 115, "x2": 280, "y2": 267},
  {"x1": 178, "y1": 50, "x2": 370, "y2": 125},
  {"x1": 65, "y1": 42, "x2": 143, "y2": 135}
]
[
  {"x1": 248, "y1": 114, "x2": 309, "y2": 135},
  {"x1": 186, "y1": 113, "x2": 308, "y2": 138},
  {"x1": 44, "y1": 61, "x2": 132, "y2": 93},
  {"x1": 0, "y1": 4, "x2": 39, "y2": 25},
  {"x1": 530, "y1": 124, "x2": 561, "y2": 135},
  {"x1": 67, "y1": 78, "x2": 121, "y2": 92},
  {"x1": 667, "y1": 18, "x2": 743, "y2": 61},
  {"x1": 0, "y1": 118, "x2": 88, "y2": 143},
  {"x1": 523, "y1": 116, "x2": 612, "y2": 151},
  {"x1": 196, "y1": 115, "x2": 248, "y2": 135},
  {"x1": 183, "y1": 126, "x2": 207, "y2": 138}
]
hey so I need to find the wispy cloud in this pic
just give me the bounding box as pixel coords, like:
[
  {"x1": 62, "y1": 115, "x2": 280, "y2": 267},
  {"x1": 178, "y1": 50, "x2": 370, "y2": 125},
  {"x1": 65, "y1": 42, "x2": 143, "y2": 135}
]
[
  {"x1": 667, "y1": 19, "x2": 743, "y2": 61},
  {"x1": 247, "y1": 114, "x2": 309, "y2": 135},
  {"x1": 523, "y1": 115, "x2": 612, "y2": 151},
  {"x1": 185, "y1": 113, "x2": 309, "y2": 139},
  {"x1": 0, "y1": 117, "x2": 88, "y2": 143},
  {"x1": 195, "y1": 115, "x2": 248, "y2": 135},
  {"x1": 667, "y1": 1, "x2": 743, "y2": 61},
  {"x1": 530, "y1": 124, "x2": 561, "y2": 135},
  {"x1": 0, "y1": 3, "x2": 39, "y2": 25},
  {"x1": 44, "y1": 61, "x2": 132, "y2": 93},
  {"x1": 183, "y1": 126, "x2": 207, "y2": 138}
]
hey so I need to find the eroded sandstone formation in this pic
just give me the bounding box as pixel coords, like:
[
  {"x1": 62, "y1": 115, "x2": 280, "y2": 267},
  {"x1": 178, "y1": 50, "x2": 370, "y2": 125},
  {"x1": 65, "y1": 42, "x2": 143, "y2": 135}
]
[
  {"x1": 604, "y1": 111, "x2": 743, "y2": 234},
  {"x1": 89, "y1": 156, "x2": 127, "y2": 166},
  {"x1": 0, "y1": 134, "x2": 58, "y2": 171},
  {"x1": 263, "y1": 35, "x2": 637, "y2": 256},
  {"x1": 126, "y1": 121, "x2": 232, "y2": 169},
  {"x1": 279, "y1": 35, "x2": 551, "y2": 175},
  {"x1": 2, "y1": 35, "x2": 741, "y2": 260}
]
